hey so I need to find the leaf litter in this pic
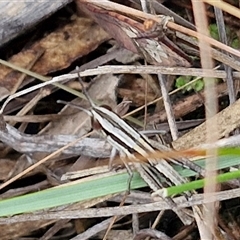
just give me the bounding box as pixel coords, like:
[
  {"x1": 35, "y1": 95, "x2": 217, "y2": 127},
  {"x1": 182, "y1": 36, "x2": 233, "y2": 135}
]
[{"x1": 0, "y1": 1, "x2": 240, "y2": 239}]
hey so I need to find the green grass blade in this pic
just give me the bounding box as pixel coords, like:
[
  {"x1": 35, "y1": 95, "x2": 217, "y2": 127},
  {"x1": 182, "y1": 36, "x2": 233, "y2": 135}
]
[
  {"x1": 162, "y1": 169, "x2": 240, "y2": 197},
  {"x1": 0, "y1": 172, "x2": 146, "y2": 217},
  {"x1": 0, "y1": 150, "x2": 240, "y2": 218}
]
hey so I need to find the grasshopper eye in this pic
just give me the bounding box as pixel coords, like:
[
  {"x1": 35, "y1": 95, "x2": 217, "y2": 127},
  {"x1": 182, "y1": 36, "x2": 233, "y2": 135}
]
[{"x1": 57, "y1": 100, "x2": 92, "y2": 116}]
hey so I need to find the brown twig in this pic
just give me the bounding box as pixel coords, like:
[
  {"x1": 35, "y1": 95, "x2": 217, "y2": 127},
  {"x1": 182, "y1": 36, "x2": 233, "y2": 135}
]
[{"x1": 1, "y1": 188, "x2": 240, "y2": 224}]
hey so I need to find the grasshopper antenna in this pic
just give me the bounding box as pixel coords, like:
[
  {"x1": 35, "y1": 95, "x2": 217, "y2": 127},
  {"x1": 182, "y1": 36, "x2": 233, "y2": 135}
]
[
  {"x1": 57, "y1": 100, "x2": 92, "y2": 116},
  {"x1": 76, "y1": 66, "x2": 95, "y2": 107},
  {"x1": 57, "y1": 67, "x2": 96, "y2": 116}
]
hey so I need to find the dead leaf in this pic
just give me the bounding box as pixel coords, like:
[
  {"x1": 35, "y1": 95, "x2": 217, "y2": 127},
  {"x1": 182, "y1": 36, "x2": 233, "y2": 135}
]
[
  {"x1": 0, "y1": 17, "x2": 109, "y2": 96},
  {"x1": 0, "y1": 49, "x2": 43, "y2": 98},
  {"x1": 31, "y1": 17, "x2": 109, "y2": 74},
  {"x1": 117, "y1": 75, "x2": 156, "y2": 106},
  {"x1": 76, "y1": 0, "x2": 192, "y2": 67},
  {"x1": 0, "y1": 159, "x2": 15, "y2": 181},
  {"x1": 0, "y1": 221, "x2": 55, "y2": 240}
]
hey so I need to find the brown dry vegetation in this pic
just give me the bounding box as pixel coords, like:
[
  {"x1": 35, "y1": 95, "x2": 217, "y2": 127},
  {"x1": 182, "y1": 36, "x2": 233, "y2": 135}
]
[{"x1": 0, "y1": 0, "x2": 240, "y2": 239}]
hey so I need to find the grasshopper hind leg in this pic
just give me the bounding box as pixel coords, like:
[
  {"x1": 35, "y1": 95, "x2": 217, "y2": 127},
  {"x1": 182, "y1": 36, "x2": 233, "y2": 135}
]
[
  {"x1": 108, "y1": 147, "x2": 133, "y2": 193},
  {"x1": 119, "y1": 152, "x2": 134, "y2": 194},
  {"x1": 126, "y1": 167, "x2": 133, "y2": 194},
  {"x1": 108, "y1": 147, "x2": 118, "y2": 170}
]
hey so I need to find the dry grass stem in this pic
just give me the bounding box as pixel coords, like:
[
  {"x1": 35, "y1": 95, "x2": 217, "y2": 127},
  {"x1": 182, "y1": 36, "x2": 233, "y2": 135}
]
[{"x1": 192, "y1": 0, "x2": 218, "y2": 238}]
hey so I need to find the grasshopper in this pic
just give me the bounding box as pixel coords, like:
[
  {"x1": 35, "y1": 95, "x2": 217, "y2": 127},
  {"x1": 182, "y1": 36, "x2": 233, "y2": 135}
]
[{"x1": 58, "y1": 70, "x2": 204, "y2": 224}]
